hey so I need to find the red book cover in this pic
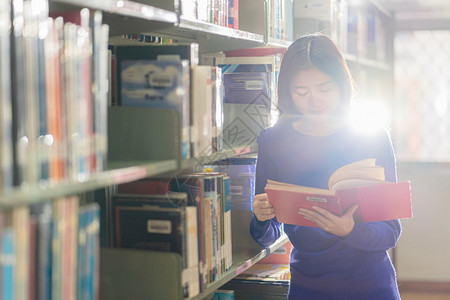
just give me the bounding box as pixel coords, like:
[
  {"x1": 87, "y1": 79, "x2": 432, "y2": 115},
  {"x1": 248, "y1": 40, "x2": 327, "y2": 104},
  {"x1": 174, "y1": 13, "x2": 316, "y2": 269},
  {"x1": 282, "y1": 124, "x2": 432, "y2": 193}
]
[
  {"x1": 337, "y1": 181, "x2": 413, "y2": 223},
  {"x1": 265, "y1": 188, "x2": 342, "y2": 227},
  {"x1": 265, "y1": 181, "x2": 412, "y2": 227}
]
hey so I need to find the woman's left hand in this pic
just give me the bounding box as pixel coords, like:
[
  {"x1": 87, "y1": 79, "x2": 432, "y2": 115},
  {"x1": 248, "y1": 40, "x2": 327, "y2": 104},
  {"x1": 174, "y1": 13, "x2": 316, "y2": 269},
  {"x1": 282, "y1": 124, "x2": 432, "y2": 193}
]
[{"x1": 298, "y1": 205, "x2": 359, "y2": 238}]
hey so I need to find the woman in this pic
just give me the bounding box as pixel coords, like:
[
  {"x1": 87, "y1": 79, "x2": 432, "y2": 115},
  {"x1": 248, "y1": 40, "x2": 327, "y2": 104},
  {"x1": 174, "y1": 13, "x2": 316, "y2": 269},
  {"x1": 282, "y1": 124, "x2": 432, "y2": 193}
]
[{"x1": 250, "y1": 33, "x2": 401, "y2": 299}]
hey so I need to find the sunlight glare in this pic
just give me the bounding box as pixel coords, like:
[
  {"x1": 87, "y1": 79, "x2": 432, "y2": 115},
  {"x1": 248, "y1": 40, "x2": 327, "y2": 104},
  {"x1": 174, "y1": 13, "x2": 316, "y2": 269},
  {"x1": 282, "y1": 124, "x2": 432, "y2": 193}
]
[{"x1": 348, "y1": 100, "x2": 391, "y2": 134}]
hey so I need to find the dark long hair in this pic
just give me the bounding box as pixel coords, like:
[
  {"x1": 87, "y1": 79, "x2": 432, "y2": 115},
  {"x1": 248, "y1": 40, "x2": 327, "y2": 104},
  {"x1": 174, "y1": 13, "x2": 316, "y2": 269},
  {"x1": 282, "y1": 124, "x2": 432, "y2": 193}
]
[{"x1": 277, "y1": 33, "x2": 356, "y2": 119}]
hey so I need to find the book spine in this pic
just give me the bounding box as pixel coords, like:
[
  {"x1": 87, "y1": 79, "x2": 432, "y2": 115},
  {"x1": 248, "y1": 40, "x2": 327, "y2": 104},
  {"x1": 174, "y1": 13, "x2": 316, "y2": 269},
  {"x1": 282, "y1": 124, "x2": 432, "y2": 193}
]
[
  {"x1": 45, "y1": 17, "x2": 62, "y2": 182},
  {"x1": 1, "y1": 227, "x2": 15, "y2": 300},
  {"x1": 185, "y1": 206, "x2": 200, "y2": 297},
  {"x1": 23, "y1": 1, "x2": 41, "y2": 186},
  {"x1": 227, "y1": 0, "x2": 239, "y2": 29},
  {"x1": 36, "y1": 0, "x2": 50, "y2": 183},
  {"x1": 211, "y1": 66, "x2": 223, "y2": 153},
  {"x1": 11, "y1": 0, "x2": 28, "y2": 186},
  {"x1": 35, "y1": 203, "x2": 53, "y2": 300},
  {"x1": 223, "y1": 176, "x2": 233, "y2": 271},
  {"x1": 0, "y1": 0, "x2": 13, "y2": 191},
  {"x1": 13, "y1": 206, "x2": 31, "y2": 300}
]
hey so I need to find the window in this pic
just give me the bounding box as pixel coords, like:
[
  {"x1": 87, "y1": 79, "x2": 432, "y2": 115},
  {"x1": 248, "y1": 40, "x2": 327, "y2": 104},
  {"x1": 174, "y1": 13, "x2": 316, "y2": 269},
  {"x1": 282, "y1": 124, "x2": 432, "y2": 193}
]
[{"x1": 393, "y1": 30, "x2": 450, "y2": 161}]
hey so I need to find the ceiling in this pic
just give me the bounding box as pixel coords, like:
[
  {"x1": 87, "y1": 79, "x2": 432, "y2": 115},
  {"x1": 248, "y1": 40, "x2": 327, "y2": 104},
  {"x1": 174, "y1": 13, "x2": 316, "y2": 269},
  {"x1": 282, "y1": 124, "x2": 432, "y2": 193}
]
[{"x1": 375, "y1": 0, "x2": 450, "y2": 30}]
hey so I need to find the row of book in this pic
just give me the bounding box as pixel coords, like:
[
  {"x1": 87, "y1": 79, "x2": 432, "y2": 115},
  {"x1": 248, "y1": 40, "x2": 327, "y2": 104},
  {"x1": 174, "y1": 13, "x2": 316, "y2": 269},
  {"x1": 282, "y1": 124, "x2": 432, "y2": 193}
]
[
  {"x1": 347, "y1": 2, "x2": 390, "y2": 62},
  {"x1": 110, "y1": 43, "x2": 280, "y2": 161},
  {"x1": 270, "y1": 0, "x2": 294, "y2": 41},
  {"x1": 178, "y1": 0, "x2": 239, "y2": 29},
  {"x1": 0, "y1": 198, "x2": 100, "y2": 300},
  {"x1": 0, "y1": 0, "x2": 110, "y2": 191},
  {"x1": 293, "y1": 0, "x2": 389, "y2": 62},
  {"x1": 107, "y1": 171, "x2": 233, "y2": 298}
]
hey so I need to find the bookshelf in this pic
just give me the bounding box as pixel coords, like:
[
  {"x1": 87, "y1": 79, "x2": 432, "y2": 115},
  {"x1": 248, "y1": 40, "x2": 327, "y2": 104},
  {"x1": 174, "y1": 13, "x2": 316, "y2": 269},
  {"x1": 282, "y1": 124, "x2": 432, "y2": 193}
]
[
  {"x1": 51, "y1": 0, "x2": 178, "y2": 35},
  {"x1": 1, "y1": 0, "x2": 394, "y2": 299},
  {"x1": 100, "y1": 234, "x2": 288, "y2": 300}
]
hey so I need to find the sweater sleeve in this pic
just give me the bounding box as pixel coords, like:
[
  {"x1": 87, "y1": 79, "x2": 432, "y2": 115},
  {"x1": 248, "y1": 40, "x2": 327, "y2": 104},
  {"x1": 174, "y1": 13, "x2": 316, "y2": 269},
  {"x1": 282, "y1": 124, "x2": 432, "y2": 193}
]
[
  {"x1": 250, "y1": 129, "x2": 283, "y2": 247},
  {"x1": 343, "y1": 219, "x2": 402, "y2": 251},
  {"x1": 254, "y1": 129, "x2": 277, "y2": 195},
  {"x1": 250, "y1": 217, "x2": 284, "y2": 247}
]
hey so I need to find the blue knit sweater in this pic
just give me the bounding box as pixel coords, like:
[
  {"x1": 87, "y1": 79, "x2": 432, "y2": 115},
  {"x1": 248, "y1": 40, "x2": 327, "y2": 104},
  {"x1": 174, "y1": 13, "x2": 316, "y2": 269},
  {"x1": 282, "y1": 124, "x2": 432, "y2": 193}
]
[{"x1": 250, "y1": 120, "x2": 402, "y2": 299}]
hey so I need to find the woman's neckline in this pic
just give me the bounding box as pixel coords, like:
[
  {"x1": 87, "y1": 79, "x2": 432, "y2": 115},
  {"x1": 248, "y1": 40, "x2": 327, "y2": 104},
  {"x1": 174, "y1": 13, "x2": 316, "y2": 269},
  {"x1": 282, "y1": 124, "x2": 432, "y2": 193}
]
[{"x1": 290, "y1": 117, "x2": 347, "y2": 137}]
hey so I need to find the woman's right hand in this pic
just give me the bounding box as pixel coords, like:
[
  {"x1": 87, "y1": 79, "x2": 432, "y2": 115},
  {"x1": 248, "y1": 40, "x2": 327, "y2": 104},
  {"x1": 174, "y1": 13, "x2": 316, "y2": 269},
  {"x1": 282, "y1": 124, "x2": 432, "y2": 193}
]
[{"x1": 252, "y1": 193, "x2": 276, "y2": 222}]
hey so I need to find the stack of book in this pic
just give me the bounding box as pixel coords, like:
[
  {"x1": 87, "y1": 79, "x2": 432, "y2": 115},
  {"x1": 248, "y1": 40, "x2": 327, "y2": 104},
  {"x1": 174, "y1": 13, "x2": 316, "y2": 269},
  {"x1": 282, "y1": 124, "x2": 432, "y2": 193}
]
[
  {"x1": 4, "y1": 2, "x2": 110, "y2": 189},
  {"x1": 112, "y1": 171, "x2": 233, "y2": 297},
  {"x1": 0, "y1": 198, "x2": 101, "y2": 300},
  {"x1": 113, "y1": 43, "x2": 225, "y2": 161}
]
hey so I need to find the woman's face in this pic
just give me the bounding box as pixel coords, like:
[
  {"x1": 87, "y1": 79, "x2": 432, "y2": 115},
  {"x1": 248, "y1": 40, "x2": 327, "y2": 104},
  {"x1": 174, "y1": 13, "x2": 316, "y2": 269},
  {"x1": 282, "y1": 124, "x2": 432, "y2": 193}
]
[{"x1": 289, "y1": 67, "x2": 341, "y2": 119}]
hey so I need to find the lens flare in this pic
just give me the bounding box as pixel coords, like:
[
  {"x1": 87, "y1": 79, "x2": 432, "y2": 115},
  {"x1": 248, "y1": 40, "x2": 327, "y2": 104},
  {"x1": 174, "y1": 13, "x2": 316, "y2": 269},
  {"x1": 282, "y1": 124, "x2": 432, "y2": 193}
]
[{"x1": 348, "y1": 100, "x2": 391, "y2": 134}]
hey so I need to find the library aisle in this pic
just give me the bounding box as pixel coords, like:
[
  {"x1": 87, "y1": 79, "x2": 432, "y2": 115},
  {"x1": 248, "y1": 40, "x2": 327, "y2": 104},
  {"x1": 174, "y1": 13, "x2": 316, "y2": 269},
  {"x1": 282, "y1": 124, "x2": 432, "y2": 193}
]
[{"x1": 0, "y1": 0, "x2": 449, "y2": 299}]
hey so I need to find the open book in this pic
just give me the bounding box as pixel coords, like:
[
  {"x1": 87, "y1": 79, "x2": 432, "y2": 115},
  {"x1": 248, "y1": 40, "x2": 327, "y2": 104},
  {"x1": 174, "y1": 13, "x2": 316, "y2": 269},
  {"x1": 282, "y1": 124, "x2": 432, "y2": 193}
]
[{"x1": 264, "y1": 159, "x2": 412, "y2": 227}]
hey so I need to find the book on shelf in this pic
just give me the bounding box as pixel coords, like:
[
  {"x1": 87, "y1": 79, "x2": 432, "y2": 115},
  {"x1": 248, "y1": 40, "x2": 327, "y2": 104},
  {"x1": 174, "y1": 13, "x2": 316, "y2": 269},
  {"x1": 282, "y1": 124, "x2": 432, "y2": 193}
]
[
  {"x1": 211, "y1": 66, "x2": 224, "y2": 152},
  {"x1": 216, "y1": 57, "x2": 276, "y2": 149},
  {"x1": 0, "y1": 0, "x2": 13, "y2": 191},
  {"x1": 190, "y1": 64, "x2": 224, "y2": 157},
  {"x1": 31, "y1": 202, "x2": 53, "y2": 300},
  {"x1": 117, "y1": 172, "x2": 234, "y2": 289},
  {"x1": 64, "y1": 10, "x2": 96, "y2": 179},
  {"x1": 191, "y1": 65, "x2": 213, "y2": 158},
  {"x1": 168, "y1": 174, "x2": 207, "y2": 291},
  {"x1": 13, "y1": 205, "x2": 31, "y2": 300},
  {"x1": 0, "y1": 198, "x2": 99, "y2": 299},
  {"x1": 270, "y1": 0, "x2": 291, "y2": 40},
  {"x1": 2, "y1": 227, "x2": 15, "y2": 300},
  {"x1": 44, "y1": 17, "x2": 66, "y2": 182},
  {"x1": 180, "y1": 0, "x2": 197, "y2": 20},
  {"x1": 9, "y1": 0, "x2": 101, "y2": 186},
  {"x1": 193, "y1": 171, "x2": 233, "y2": 279},
  {"x1": 119, "y1": 59, "x2": 191, "y2": 159},
  {"x1": 223, "y1": 176, "x2": 233, "y2": 271},
  {"x1": 293, "y1": 0, "x2": 348, "y2": 49},
  {"x1": 11, "y1": 0, "x2": 32, "y2": 186},
  {"x1": 77, "y1": 202, "x2": 101, "y2": 300},
  {"x1": 90, "y1": 11, "x2": 110, "y2": 173},
  {"x1": 114, "y1": 43, "x2": 200, "y2": 159},
  {"x1": 265, "y1": 158, "x2": 413, "y2": 227},
  {"x1": 228, "y1": 0, "x2": 239, "y2": 29},
  {"x1": 212, "y1": 289, "x2": 235, "y2": 300},
  {"x1": 205, "y1": 157, "x2": 257, "y2": 211},
  {"x1": 117, "y1": 178, "x2": 171, "y2": 195},
  {"x1": 110, "y1": 192, "x2": 189, "y2": 246},
  {"x1": 115, "y1": 203, "x2": 200, "y2": 298},
  {"x1": 170, "y1": 173, "x2": 221, "y2": 285},
  {"x1": 114, "y1": 43, "x2": 199, "y2": 70},
  {"x1": 235, "y1": 263, "x2": 290, "y2": 281},
  {"x1": 257, "y1": 240, "x2": 292, "y2": 265}
]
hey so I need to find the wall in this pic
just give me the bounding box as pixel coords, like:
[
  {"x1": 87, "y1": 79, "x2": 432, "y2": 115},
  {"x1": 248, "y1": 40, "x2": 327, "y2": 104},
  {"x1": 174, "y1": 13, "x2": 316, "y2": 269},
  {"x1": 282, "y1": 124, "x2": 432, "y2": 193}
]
[{"x1": 396, "y1": 161, "x2": 450, "y2": 282}]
